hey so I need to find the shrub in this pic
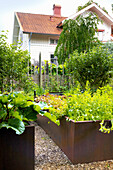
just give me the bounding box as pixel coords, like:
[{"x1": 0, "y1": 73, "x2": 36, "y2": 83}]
[
  {"x1": 66, "y1": 46, "x2": 113, "y2": 91},
  {"x1": 0, "y1": 31, "x2": 38, "y2": 93}
]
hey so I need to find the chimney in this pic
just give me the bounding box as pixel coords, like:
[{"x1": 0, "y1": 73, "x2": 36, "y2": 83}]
[{"x1": 53, "y1": 4, "x2": 61, "y2": 17}]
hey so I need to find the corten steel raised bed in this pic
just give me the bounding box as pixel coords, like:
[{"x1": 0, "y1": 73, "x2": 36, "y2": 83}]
[
  {"x1": 0, "y1": 125, "x2": 35, "y2": 170},
  {"x1": 49, "y1": 92, "x2": 64, "y2": 96},
  {"x1": 37, "y1": 114, "x2": 113, "y2": 164}
]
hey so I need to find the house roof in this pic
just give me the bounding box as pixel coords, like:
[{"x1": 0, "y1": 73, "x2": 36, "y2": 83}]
[
  {"x1": 16, "y1": 12, "x2": 67, "y2": 35},
  {"x1": 64, "y1": 3, "x2": 113, "y2": 25}
]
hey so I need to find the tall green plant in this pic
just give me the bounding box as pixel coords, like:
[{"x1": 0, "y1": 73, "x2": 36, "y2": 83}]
[
  {"x1": 54, "y1": 13, "x2": 101, "y2": 64},
  {"x1": 0, "y1": 31, "x2": 31, "y2": 92}
]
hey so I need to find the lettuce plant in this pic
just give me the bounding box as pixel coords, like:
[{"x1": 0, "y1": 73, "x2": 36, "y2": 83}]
[{"x1": 0, "y1": 92, "x2": 42, "y2": 135}]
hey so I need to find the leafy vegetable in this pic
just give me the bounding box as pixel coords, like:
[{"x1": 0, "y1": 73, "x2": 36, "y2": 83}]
[
  {"x1": 36, "y1": 84, "x2": 113, "y2": 133},
  {"x1": 0, "y1": 92, "x2": 48, "y2": 135}
]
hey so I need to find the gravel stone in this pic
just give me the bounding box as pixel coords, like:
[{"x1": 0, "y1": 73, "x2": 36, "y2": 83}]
[{"x1": 31, "y1": 122, "x2": 113, "y2": 170}]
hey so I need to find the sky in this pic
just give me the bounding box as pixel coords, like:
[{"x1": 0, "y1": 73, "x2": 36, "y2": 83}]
[{"x1": 0, "y1": 0, "x2": 113, "y2": 44}]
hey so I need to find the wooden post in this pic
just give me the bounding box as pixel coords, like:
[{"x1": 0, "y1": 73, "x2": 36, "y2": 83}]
[
  {"x1": 39, "y1": 52, "x2": 42, "y2": 88},
  {"x1": 44, "y1": 62, "x2": 46, "y2": 89},
  {"x1": 68, "y1": 54, "x2": 71, "y2": 89},
  {"x1": 55, "y1": 57, "x2": 58, "y2": 83},
  {"x1": 56, "y1": 62, "x2": 58, "y2": 84},
  {"x1": 46, "y1": 61, "x2": 49, "y2": 87},
  {"x1": 50, "y1": 62, "x2": 52, "y2": 88},
  {"x1": 62, "y1": 63, "x2": 64, "y2": 87},
  {"x1": 34, "y1": 59, "x2": 35, "y2": 75}
]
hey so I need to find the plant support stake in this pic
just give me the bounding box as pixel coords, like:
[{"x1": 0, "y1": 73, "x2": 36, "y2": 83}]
[{"x1": 39, "y1": 52, "x2": 42, "y2": 88}]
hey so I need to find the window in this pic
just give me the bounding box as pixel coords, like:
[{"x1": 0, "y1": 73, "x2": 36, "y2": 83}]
[
  {"x1": 50, "y1": 39, "x2": 54, "y2": 44},
  {"x1": 56, "y1": 39, "x2": 58, "y2": 44},
  {"x1": 50, "y1": 54, "x2": 57, "y2": 64},
  {"x1": 98, "y1": 31, "x2": 103, "y2": 41},
  {"x1": 96, "y1": 29, "x2": 104, "y2": 41},
  {"x1": 50, "y1": 54, "x2": 54, "y2": 63},
  {"x1": 50, "y1": 39, "x2": 58, "y2": 44}
]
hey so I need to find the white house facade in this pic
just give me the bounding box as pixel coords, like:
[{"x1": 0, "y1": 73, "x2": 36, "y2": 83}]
[
  {"x1": 13, "y1": 5, "x2": 66, "y2": 64},
  {"x1": 13, "y1": 3, "x2": 113, "y2": 63}
]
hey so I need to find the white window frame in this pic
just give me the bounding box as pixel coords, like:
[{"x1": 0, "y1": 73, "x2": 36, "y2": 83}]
[{"x1": 50, "y1": 38, "x2": 58, "y2": 45}]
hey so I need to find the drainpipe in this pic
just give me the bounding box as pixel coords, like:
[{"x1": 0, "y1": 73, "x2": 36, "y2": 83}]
[{"x1": 28, "y1": 32, "x2": 32, "y2": 76}]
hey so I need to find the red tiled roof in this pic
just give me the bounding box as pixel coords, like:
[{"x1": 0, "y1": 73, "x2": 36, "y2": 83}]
[{"x1": 16, "y1": 12, "x2": 67, "y2": 35}]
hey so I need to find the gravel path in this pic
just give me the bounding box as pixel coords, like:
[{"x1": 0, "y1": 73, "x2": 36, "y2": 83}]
[{"x1": 33, "y1": 122, "x2": 113, "y2": 170}]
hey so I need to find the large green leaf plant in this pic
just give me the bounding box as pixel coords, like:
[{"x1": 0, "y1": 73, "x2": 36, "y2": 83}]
[{"x1": 0, "y1": 92, "x2": 46, "y2": 135}]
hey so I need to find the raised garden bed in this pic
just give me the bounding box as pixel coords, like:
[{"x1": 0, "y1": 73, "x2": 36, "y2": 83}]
[
  {"x1": 49, "y1": 92, "x2": 64, "y2": 96},
  {"x1": 0, "y1": 125, "x2": 35, "y2": 170},
  {"x1": 37, "y1": 114, "x2": 113, "y2": 164}
]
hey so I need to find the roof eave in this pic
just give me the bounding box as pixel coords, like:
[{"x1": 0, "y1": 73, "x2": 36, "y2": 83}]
[
  {"x1": 62, "y1": 3, "x2": 113, "y2": 24},
  {"x1": 23, "y1": 31, "x2": 61, "y2": 36},
  {"x1": 15, "y1": 12, "x2": 24, "y2": 31}
]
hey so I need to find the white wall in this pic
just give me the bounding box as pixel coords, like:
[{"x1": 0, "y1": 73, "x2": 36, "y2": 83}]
[
  {"x1": 97, "y1": 21, "x2": 111, "y2": 41},
  {"x1": 30, "y1": 34, "x2": 59, "y2": 63},
  {"x1": 22, "y1": 33, "x2": 29, "y2": 51}
]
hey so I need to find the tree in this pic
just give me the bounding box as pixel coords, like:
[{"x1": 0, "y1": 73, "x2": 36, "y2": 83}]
[
  {"x1": 0, "y1": 31, "x2": 33, "y2": 92},
  {"x1": 54, "y1": 12, "x2": 101, "y2": 64},
  {"x1": 66, "y1": 46, "x2": 113, "y2": 91}
]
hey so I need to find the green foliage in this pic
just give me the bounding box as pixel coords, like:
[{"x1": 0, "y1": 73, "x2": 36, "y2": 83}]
[
  {"x1": 77, "y1": 0, "x2": 94, "y2": 12},
  {"x1": 65, "y1": 46, "x2": 113, "y2": 91},
  {"x1": 54, "y1": 12, "x2": 101, "y2": 64},
  {"x1": 45, "y1": 75, "x2": 68, "y2": 92},
  {"x1": 40, "y1": 84, "x2": 113, "y2": 133},
  {"x1": 102, "y1": 42, "x2": 113, "y2": 55},
  {"x1": 64, "y1": 84, "x2": 113, "y2": 133},
  {"x1": 0, "y1": 92, "x2": 47, "y2": 135},
  {"x1": 44, "y1": 112, "x2": 60, "y2": 126},
  {"x1": 77, "y1": 0, "x2": 108, "y2": 14},
  {"x1": 22, "y1": 77, "x2": 38, "y2": 94},
  {"x1": 0, "y1": 31, "x2": 35, "y2": 93},
  {"x1": 35, "y1": 93, "x2": 65, "y2": 125},
  {"x1": 62, "y1": 84, "x2": 113, "y2": 122}
]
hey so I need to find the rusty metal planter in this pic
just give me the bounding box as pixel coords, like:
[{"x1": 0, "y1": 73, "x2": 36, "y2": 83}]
[
  {"x1": 0, "y1": 125, "x2": 35, "y2": 170},
  {"x1": 37, "y1": 115, "x2": 113, "y2": 164}
]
